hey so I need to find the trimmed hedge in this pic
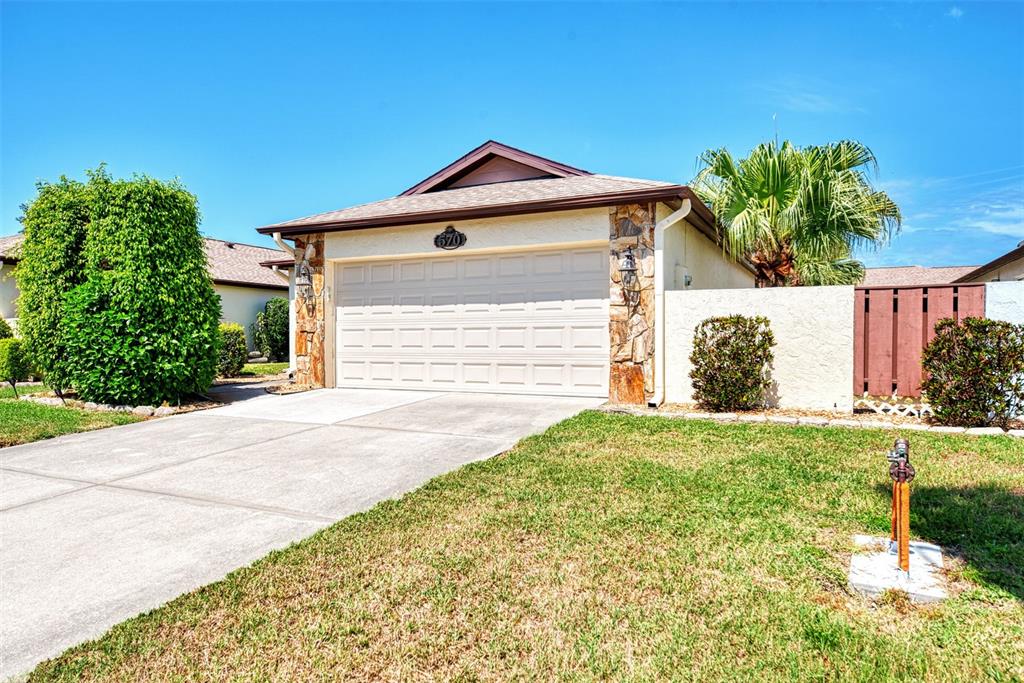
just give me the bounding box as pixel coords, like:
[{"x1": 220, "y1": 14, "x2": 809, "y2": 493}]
[
  {"x1": 689, "y1": 315, "x2": 776, "y2": 411},
  {"x1": 19, "y1": 168, "x2": 221, "y2": 405},
  {"x1": 218, "y1": 323, "x2": 247, "y2": 378},
  {"x1": 0, "y1": 338, "x2": 29, "y2": 398},
  {"x1": 922, "y1": 317, "x2": 1024, "y2": 428},
  {"x1": 252, "y1": 297, "x2": 288, "y2": 362}
]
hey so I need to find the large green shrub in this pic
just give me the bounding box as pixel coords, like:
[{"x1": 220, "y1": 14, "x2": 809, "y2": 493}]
[
  {"x1": 22, "y1": 169, "x2": 222, "y2": 405},
  {"x1": 0, "y1": 338, "x2": 29, "y2": 398},
  {"x1": 252, "y1": 297, "x2": 289, "y2": 361},
  {"x1": 689, "y1": 315, "x2": 776, "y2": 411},
  {"x1": 922, "y1": 317, "x2": 1024, "y2": 428},
  {"x1": 0, "y1": 318, "x2": 13, "y2": 340},
  {"x1": 15, "y1": 177, "x2": 91, "y2": 392},
  {"x1": 218, "y1": 322, "x2": 247, "y2": 377}
]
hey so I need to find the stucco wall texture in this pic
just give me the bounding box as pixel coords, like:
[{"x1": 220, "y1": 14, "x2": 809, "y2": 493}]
[
  {"x1": 985, "y1": 281, "x2": 1024, "y2": 325},
  {"x1": 665, "y1": 285, "x2": 855, "y2": 412},
  {"x1": 217, "y1": 284, "x2": 287, "y2": 349},
  {"x1": 0, "y1": 264, "x2": 17, "y2": 321}
]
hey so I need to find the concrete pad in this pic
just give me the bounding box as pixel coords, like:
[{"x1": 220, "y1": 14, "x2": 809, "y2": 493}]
[
  {"x1": 848, "y1": 534, "x2": 947, "y2": 603},
  {"x1": 0, "y1": 414, "x2": 314, "y2": 483},
  {"x1": 0, "y1": 486, "x2": 322, "y2": 678},
  {"x1": 341, "y1": 392, "x2": 603, "y2": 440},
  {"x1": 203, "y1": 388, "x2": 443, "y2": 425},
  {"x1": 0, "y1": 469, "x2": 89, "y2": 510},
  {"x1": 116, "y1": 424, "x2": 510, "y2": 519}
]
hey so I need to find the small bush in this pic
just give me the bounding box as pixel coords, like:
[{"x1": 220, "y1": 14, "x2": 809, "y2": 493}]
[
  {"x1": 921, "y1": 317, "x2": 1024, "y2": 428},
  {"x1": 689, "y1": 315, "x2": 776, "y2": 411},
  {"x1": 0, "y1": 318, "x2": 13, "y2": 340},
  {"x1": 218, "y1": 322, "x2": 247, "y2": 378},
  {"x1": 0, "y1": 338, "x2": 29, "y2": 397},
  {"x1": 252, "y1": 297, "x2": 289, "y2": 361}
]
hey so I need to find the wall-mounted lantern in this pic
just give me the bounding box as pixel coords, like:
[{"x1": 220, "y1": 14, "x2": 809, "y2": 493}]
[
  {"x1": 295, "y1": 252, "x2": 315, "y2": 308},
  {"x1": 618, "y1": 246, "x2": 641, "y2": 307}
]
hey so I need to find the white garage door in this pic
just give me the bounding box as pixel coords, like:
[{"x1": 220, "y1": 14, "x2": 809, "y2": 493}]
[{"x1": 334, "y1": 246, "x2": 609, "y2": 396}]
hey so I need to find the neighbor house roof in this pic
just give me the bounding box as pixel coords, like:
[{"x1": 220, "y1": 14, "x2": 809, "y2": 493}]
[
  {"x1": 256, "y1": 140, "x2": 707, "y2": 236},
  {"x1": 0, "y1": 234, "x2": 23, "y2": 265},
  {"x1": 203, "y1": 238, "x2": 288, "y2": 289},
  {"x1": 0, "y1": 233, "x2": 287, "y2": 290},
  {"x1": 953, "y1": 240, "x2": 1024, "y2": 283},
  {"x1": 860, "y1": 265, "x2": 979, "y2": 287}
]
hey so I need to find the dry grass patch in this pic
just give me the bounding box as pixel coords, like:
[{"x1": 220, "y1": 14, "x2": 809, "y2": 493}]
[{"x1": 29, "y1": 413, "x2": 1024, "y2": 682}]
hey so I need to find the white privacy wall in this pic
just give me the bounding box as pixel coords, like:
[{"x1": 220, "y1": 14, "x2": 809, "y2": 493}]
[
  {"x1": 985, "y1": 281, "x2": 1024, "y2": 325},
  {"x1": 664, "y1": 286, "x2": 855, "y2": 412}
]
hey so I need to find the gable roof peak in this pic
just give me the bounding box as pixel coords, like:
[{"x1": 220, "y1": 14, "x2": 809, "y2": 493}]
[{"x1": 399, "y1": 140, "x2": 591, "y2": 196}]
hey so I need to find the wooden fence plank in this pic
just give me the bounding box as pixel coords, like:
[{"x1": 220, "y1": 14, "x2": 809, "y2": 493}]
[
  {"x1": 957, "y1": 285, "x2": 986, "y2": 320},
  {"x1": 895, "y1": 288, "x2": 924, "y2": 396},
  {"x1": 853, "y1": 289, "x2": 866, "y2": 394},
  {"x1": 926, "y1": 287, "x2": 954, "y2": 345},
  {"x1": 866, "y1": 288, "x2": 894, "y2": 395}
]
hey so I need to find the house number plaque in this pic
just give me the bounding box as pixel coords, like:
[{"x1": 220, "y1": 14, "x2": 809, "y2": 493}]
[{"x1": 434, "y1": 226, "x2": 467, "y2": 250}]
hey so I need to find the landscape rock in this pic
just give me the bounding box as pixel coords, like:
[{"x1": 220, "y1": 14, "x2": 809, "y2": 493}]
[
  {"x1": 684, "y1": 412, "x2": 713, "y2": 420},
  {"x1": 1008, "y1": 430, "x2": 1024, "y2": 438},
  {"x1": 153, "y1": 406, "x2": 178, "y2": 417},
  {"x1": 738, "y1": 414, "x2": 767, "y2": 423},
  {"x1": 767, "y1": 415, "x2": 799, "y2": 425},
  {"x1": 710, "y1": 412, "x2": 738, "y2": 421},
  {"x1": 131, "y1": 406, "x2": 155, "y2": 417},
  {"x1": 828, "y1": 419, "x2": 860, "y2": 428},
  {"x1": 798, "y1": 416, "x2": 829, "y2": 426}
]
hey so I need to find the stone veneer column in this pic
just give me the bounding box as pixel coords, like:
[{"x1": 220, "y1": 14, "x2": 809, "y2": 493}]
[
  {"x1": 608, "y1": 203, "x2": 656, "y2": 404},
  {"x1": 293, "y1": 232, "x2": 326, "y2": 387}
]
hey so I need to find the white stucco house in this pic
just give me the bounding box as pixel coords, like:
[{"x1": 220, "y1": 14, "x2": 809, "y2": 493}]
[
  {"x1": 0, "y1": 234, "x2": 289, "y2": 348},
  {"x1": 256, "y1": 140, "x2": 753, "y2": 404}
]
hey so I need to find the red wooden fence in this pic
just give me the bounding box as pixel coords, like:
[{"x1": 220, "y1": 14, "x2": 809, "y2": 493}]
[{"x1": 853, "y1": 284, "x2": 986, "y2": 397}]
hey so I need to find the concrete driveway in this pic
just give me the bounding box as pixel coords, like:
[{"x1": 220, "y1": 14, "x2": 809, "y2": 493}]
[{"x1": 0, "y1": 389, "x2": 600, "y2": 679}]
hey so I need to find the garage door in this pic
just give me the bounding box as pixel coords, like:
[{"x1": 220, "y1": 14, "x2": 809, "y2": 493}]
[{"x1": 334, "y1": 246, "x2": 609, "y2": 396}]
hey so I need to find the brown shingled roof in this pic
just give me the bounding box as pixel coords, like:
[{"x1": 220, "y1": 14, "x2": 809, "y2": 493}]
[
  {"x1": 258, "y1": 173, "x2": 686, "y2": 235},
  {"x1": 860, "y1": 265, "x2": 979, "y2": 287},
  {"x1": 0, "y1": 233, "x2": 287, "y2": 290}
]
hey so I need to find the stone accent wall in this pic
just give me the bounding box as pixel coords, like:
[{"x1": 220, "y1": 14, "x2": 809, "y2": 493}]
[
  {"x1": 293, "y1": 232, "x2": 326, "y2": 387},
  {"x1": 608, "y1": 203, "x2": 656, "y2": 404}
]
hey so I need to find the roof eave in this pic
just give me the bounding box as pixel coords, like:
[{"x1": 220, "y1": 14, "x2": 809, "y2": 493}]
[
  {"x1": 213, "y1": 277, "x2": 288, "y2": 291},
  {"x1": 953, "y1": 244, "x2": 1024, "y2": 283},
  {"x1": 257, "y1": 185, "x2": 690, "y2": 236}
]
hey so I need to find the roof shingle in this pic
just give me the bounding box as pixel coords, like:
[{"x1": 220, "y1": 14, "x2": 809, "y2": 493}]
[
  {"x1": 860, "y1": 265, "x2": 979, "y2": 287},
  {"x1": 261, "y1": 174, "x2": 680, "y2": 231}
]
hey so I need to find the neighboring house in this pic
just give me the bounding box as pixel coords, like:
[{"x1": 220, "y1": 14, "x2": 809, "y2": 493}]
[
  {"x1": 954, "y1": 239, "x2": 1024, "y2": 283},
  {"x1": 861, "y1": 265, "x2": 979, "y2": 287},
  {"x1": 0, "y1": 234, "x2": 21, "y2": 325},
  {"x1": 0, "y1": 234, "x2": 288, "y2": 348},
  {"x1": 256, "y1": 140, "x2": 753, "y2": 404}
]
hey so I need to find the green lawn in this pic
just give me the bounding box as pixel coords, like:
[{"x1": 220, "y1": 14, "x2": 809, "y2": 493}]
[
  {"x1": 239, "y1": 361, "x2": 288, "y2": 376},
  {"x1": 0, "y1": 399, "x2": 140, "y2": 447},
  {"x1": 28, "y1": 413, "x2": 1024, "y2": 681}
]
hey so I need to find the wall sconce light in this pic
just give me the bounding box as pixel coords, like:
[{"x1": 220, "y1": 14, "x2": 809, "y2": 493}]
[
  {"x1": 618, "y1": 246, "x2": 641, "y2": 307},
  {"x1": 295, "y1": 243, "x2": 316, "y2": 307}
]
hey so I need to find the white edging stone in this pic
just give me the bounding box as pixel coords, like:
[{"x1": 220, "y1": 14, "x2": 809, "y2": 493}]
[
  {"x1": 964, "y1": 427, "x2": 1007, "y2": 436},
  {"x1": 799, "y1": 416, "x2": 830, "y2": 427},
  {"x1": 738, "y1": 414, "x2": 768, "y2": 423},
  {"x1": 930, "y1": 426, "x2": 966, "y2": 434},
  {"x1": 1009, "y1": 430, "x2": 1024, "y2": 438},
  {"x1": 767, "y1": 415, "x2": 799, "y2": 425}
]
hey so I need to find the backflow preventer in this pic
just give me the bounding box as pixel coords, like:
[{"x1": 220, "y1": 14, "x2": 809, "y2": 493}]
[{"x1": 886, "y1": 438, "x2": 915, "y2": 574}]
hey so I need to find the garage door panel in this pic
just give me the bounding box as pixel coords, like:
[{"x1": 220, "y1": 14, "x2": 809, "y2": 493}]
[{"x1": 335, "y1": 247, "x2": 609, "y2": 396}]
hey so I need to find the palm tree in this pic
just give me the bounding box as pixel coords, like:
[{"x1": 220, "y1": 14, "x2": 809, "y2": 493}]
[{"x1": 691, "y1": 140, "x2": 901, "y2": 287}]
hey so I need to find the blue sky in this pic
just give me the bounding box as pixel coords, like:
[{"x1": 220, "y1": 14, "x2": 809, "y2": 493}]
[{"x1": 2, "y1": 1, "x2": 1022, "y2": 267}]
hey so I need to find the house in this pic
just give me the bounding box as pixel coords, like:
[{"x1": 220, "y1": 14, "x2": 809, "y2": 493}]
[
  {"x1": 0, "y1": 234, "x2": 289, "y2": 347},
  {"x1": 256, "y1": 140, "x2": 752, "y2": 404},
  {"x1": 860, "y1": 265, "x2": 979, "y2": 287},
  {"x1": 954, "y1": 239, "x2": 1024, "y2": 283}
]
